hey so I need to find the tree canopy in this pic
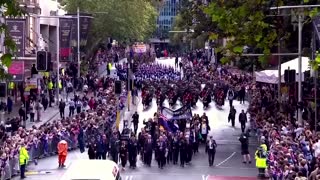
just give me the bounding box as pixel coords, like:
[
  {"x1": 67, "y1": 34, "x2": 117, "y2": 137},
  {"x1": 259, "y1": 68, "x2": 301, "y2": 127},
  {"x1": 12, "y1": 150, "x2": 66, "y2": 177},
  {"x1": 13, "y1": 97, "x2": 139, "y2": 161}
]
[
  {"x1": 170, "y1": 0, "x2": 216, "y2": 51},
  {"x1": 203, "y1": 0, "x2": 320, "y2": 64},
  {"x1": 61, "y1": 0, "x2": 157, "y2": 53}
]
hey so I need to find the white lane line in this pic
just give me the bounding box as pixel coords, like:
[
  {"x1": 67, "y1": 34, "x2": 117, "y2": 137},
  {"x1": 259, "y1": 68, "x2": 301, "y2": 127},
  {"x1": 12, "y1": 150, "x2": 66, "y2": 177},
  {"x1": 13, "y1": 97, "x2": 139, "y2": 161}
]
[
  {"x1": 216, "y1": 152, "x2": 236, "y2": 167},
  {"x1": 129, "y1": 175, "x2": 133, "y2": 180},
  {"x1": 125, "y1": 175, "x2": 129, "y2": 180}
]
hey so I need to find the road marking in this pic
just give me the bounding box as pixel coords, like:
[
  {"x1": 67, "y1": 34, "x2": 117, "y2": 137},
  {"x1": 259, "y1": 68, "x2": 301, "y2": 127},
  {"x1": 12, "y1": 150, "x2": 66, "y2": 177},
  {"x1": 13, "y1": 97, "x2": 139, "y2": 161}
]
[
  {"x1": 216, "y1": 152, "x2": 236, "y2": 167},
  {"x1": 218, "y1": 166, "x2": 256, "y2": 170},
  {"x1": 202, "y1": 175, "x2": 208, "y2": 180},
  {"x1": 125, "y1": 175, "x2": 129, "y2": 180},
  {"x1": 129, "y1": 175, "x2": 133, "y2": 180}
]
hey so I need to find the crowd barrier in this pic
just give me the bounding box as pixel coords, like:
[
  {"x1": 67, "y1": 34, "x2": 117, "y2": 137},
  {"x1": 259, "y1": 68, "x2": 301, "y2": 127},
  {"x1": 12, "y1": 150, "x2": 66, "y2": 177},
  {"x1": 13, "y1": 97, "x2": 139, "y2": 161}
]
[{"x1": 0, "y1": 91, "x2": 129, "y2": 180}]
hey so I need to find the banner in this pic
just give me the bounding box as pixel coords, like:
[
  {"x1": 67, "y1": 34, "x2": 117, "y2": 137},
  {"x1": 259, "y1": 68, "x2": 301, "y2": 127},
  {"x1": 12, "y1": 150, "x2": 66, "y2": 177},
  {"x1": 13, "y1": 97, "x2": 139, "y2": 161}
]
[
  {"x1": 66, "y1": 13, "x2": 92, "y2": 48},
  {"x1": 6, "y1": 19, "x2": 26, "y2": 57},
  {"x1": 133, "y1": 44, "x2": 147, "y2": 53},
  {"x1": 8, "y1": 61, "x2": 24, "y2": 81},
  {"x1": 59, "y1": 18, "x2": 73, "y2": 61},
  {"x1": 161, "y1": 106, "x2": 192, "y2": 120}
]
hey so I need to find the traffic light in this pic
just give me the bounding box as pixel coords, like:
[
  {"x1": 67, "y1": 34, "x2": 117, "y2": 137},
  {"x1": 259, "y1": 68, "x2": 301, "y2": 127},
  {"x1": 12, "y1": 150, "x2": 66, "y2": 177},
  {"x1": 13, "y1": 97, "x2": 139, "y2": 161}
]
[
  {"x1": 36, "y1": 51, "x2": 48, "y2": 71},
  {"x1": 47, "y1": 52, "x2": 52, "y2": 71}
]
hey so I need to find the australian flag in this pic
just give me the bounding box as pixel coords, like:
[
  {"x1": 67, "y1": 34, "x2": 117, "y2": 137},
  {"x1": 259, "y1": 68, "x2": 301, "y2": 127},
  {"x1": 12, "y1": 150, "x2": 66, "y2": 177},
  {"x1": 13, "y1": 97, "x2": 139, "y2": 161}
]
[{"x1": 158, "y1": 113, "x2": 179, "y2": 133}]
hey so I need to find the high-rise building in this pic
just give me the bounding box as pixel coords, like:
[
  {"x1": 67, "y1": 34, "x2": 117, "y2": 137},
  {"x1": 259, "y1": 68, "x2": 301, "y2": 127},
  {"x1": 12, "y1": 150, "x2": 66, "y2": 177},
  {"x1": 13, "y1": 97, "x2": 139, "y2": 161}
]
[{"x1": 151, "y1": 0, "x2": 180, "y2": 44}]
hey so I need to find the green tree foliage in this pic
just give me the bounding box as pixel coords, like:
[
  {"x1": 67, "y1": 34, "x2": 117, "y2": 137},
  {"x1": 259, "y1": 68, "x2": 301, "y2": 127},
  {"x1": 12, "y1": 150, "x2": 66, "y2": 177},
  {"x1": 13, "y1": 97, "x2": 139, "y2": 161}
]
[
  {"x1": 170, "y1": 0, "x2": 218, "y2": 51},
  {"x1": 62, "y1": 0, "x2": 157, "y2": 53},
  {"x1": 204, "y1": 0, "x2": 320, "y2": 64}
]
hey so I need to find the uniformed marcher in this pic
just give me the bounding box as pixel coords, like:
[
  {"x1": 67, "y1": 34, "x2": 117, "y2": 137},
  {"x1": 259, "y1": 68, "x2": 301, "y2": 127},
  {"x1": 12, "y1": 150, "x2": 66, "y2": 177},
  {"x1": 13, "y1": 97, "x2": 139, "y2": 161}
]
[
  {"x1": 166, "y1": 133, "x2": 173, "y2": 164},
  {"x1": 179, "y1": 134, "x2": 187, "y2": 167},
  {"x1": 128, "y1": 135, "x2": 138, "y2": 169},
  {"x1": 119, "y1": 141, "x2": 128, "y2": 170},
  {"x1": 138, "y1": 128, "x2": 146, "y2": 162},
  {"x1": 172, "y1": 135, "x2": 179, "y2": 165},
  {"x1": 132, "y1": 112, "x2": 139, "y2": 135},
  {"x1": 206, "y1": 136, "x2": 217, "y2": 166},
  {"x1": 156, "y1": 135, "x2": 167, "y2": 169},
  {"x1": 185, "y1": 137, "x2": 193, "y2": 165},
  {"x1": 110, "y1": 132, "x2": 120, "y2": 163},
  {"x1": 144, "y1": 134, "x2": 153, "y2": 167}
]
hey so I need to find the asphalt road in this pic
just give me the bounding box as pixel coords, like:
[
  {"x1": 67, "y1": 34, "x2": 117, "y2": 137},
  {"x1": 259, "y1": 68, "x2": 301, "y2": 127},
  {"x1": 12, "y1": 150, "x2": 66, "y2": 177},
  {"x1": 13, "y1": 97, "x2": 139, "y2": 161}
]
[{"x1": 11, "y1": 58, "x2": 260, "y2": 180}]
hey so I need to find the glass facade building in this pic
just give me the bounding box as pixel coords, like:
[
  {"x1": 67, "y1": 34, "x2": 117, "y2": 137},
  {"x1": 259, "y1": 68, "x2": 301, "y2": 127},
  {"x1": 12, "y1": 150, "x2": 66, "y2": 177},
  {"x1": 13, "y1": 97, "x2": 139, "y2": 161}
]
[{"x1": 155, "y1": 0, "x2": 180, "y2": 38}]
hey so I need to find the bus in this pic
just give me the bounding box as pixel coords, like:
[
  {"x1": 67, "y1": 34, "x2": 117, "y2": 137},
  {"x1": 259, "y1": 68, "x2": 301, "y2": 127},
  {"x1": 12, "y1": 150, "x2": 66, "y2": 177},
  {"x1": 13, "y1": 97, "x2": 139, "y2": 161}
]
[{"x1": 60, "y1": 159, "x2": 121, "y2": 180}]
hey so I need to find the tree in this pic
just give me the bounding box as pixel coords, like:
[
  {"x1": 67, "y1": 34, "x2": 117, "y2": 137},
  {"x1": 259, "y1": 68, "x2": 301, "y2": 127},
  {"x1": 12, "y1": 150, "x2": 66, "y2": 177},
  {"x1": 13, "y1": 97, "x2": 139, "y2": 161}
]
[
  {"x1": 0, "y1": 0, "x2": 25, "y2": 79},
  {"x1": 61, "y1": 0, "x2": 157, "y2": 56},
  {"x1": 170, "y1": 0, "x2": 218, "y2": 52},
  {"x1": 203, "y1": 0, "x2": 320, "y2": 64}
]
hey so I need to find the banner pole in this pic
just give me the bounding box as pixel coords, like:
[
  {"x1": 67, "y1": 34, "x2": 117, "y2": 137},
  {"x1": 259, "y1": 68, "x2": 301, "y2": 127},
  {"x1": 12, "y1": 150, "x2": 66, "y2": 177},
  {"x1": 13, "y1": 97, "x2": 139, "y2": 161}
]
[
  {"x1": 56, "y1": 17, "x2": 60, "y2": 104},
  {"x1": 77, "y1": 7, "x2": 81, "y2": 78}
]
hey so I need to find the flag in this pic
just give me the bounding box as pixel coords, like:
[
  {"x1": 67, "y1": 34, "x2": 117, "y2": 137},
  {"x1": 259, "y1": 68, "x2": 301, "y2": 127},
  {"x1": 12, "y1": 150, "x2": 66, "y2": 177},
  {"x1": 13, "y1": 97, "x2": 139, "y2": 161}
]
[{"x1": 158, "y1": 113, "x2": 172, "y2": 132}]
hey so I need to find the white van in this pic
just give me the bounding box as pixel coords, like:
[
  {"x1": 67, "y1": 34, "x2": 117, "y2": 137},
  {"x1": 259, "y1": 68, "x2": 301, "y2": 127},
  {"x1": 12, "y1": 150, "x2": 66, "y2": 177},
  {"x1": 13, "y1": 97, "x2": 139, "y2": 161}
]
[{"x1": 60, "y1": 159, "x2": 121, "y2": 180}]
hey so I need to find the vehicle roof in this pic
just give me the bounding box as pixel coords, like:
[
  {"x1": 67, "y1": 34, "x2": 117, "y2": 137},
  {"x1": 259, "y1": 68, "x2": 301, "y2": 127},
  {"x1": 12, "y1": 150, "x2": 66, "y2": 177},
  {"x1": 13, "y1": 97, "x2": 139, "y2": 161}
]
[{"x1": 60, "y1": 159, "x2": 119, "y2": 180}]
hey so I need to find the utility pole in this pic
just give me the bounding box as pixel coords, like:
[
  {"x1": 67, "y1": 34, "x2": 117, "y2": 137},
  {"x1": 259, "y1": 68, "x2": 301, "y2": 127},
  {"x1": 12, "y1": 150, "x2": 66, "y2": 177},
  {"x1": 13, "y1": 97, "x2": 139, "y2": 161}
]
[
  {"x1": 297, "y1": 12, "x2": 303, "y2": 124},
  {"x1": 77, "y1": 7, "x2": 81, "y2": 78}
]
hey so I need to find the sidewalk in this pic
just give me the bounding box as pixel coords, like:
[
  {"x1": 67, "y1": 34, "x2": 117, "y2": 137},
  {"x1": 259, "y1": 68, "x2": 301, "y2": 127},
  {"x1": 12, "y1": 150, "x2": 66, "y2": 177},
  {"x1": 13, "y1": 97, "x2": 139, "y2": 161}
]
[{"x1": 3, "y1": 93, "x2": 76, "y2": 130}]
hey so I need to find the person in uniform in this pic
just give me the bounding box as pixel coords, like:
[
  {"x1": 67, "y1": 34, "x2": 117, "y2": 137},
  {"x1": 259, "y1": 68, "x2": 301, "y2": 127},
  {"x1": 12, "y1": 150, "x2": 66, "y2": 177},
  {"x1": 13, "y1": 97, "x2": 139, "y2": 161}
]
[
  {"x1": 206, "y1": 136, "x2": 217, "y2": 166},
  {"x1": 57, "y1": 139, "x2": 68, "y2": 168},
  {"x1": 179, "y1": 134, "x2": 187, "y2": 167},
  {"x1": 239, "y1": 133, "x2": 251, "y2": 164},
  {"x1": 172, "y1": 134, "x2": 179, "y2": 165},
  {"x1": 144, "y1": 134, "x2": 153, "y2": 167},
  {"x1": 132, "y1": 112, "x2": 139, "y2": 135},
  {"x1": 255, "y1": 144, "x2": 267, "y2": 178},
  {"x1": 138, "y1": 128, "x2": 146, "y2": 162},
  {"x1": 166, "y1": 133, "x2": 173, "y2": 164},
  {"x1": 228, "y1": 106, "x2": 237, "y2": 127},
  {"x1": 19, "y1": 142, "x2": 29, "y2": 179},
  {"x1": 110, "y1": 132, "x2": 120, "y2": 163},
  {"x1": 186, "y1": 137, "x2": 193, "y2": 165},
  {"x1": 128, "y1": 135, "x2": 138, "y2": 169},
  {"x1": 156, "y1": 135, "x2": 167, "y2": 169},
  {"x1": 87, "y1": 140, "x2": 97, "y2": 159},
  {"x1": 120, "y1": 141, "x2": 128, "y2": 171}
]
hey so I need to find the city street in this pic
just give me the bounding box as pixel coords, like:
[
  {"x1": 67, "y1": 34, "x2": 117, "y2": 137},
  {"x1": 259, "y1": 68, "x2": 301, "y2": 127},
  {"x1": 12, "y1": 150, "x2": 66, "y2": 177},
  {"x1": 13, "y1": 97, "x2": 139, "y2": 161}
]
[{"x1": 12, "y1": 58, "x2": 259, "y2": 180}]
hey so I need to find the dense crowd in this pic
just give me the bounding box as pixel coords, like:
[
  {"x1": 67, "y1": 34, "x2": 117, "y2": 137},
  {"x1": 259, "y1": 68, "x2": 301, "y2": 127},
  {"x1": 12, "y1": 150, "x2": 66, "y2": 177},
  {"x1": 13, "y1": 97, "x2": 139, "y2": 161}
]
[
  {"x1": 248, "y1": 82, "x2": 320, "y2": 179},
  {"x1": 0, "y1": 47, "x2": 127, "y2": 179}
]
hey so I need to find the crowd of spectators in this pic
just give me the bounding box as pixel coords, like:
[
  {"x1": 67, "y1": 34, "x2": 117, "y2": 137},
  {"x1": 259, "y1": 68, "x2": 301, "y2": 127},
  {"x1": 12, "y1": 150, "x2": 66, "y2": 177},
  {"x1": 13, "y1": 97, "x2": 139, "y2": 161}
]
[
  {"x1": 248, "y1": 82, "x2": 320, "y2": 179},
  {"x1": 0, "y1": 47, "x2": 127, "y2": 179}
]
